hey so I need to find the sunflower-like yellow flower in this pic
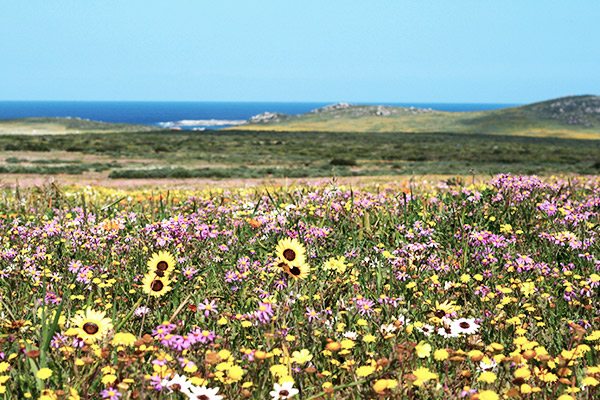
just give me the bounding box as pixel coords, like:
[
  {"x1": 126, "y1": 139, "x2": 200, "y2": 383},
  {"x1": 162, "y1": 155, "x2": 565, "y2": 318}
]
[
  {"x1": 284, "y1": 263, "x2": 310, "y2": 281},
  {"x1": 147, "y1": 250, "x2": 177, "y2": 278},
  {"x1": 69, "y1": 308, "x2": 113, "y2": 344},
  {"x1": 275, "y1": 238, "x2": 306, "y2": 266},
  {"x1": 142, "y1": 273, "x2": 172, "y2": 298}
]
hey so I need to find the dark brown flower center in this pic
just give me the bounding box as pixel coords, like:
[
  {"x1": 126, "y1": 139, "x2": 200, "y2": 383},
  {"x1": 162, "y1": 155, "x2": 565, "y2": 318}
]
[
  {"x1": 434, "y1": 310, "x2": 446, "y2": 318},
  {"x1": 83, "y1": 322, "x2": 99, "y2": 334},
  {"x1": 277, "y1": 261, "x2": 288, "y2": 269},
  {"x1": 151, "y1": 280, "x2": 164, "y2": 292},
  {"x1": 290, "y1": 266, "x2": 301, "y2": 276},
  {"x1": 283, "y1": 249, "x2": 296, "y2": 261},
  {"x1": 279, "y1": 390, "x2": 290, "y2": 397},
  {"x1": 197, "y1": 396, "x2": 209, "y2": 400},
  {"x1": 459, "y1": 322, "x2": 470, "y2": 329},
  {"x1": 157, "y1": 261, "x2": 169, "y2": 271}
]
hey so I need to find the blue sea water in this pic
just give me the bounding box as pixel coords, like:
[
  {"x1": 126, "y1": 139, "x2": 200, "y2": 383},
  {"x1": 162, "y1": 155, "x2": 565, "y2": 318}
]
[{"x1": 0, "y1": 101, "x2": 519, "y2": 130}]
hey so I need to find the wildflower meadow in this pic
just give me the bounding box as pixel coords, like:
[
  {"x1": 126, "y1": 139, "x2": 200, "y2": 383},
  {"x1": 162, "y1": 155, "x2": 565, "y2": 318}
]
[{"x1": 0, "y1": 174, "x2": 599, "y2": 400}]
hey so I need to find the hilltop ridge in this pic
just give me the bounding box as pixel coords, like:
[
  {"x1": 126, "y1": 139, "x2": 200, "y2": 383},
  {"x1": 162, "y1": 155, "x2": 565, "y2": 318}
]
[{"x1": 233, "y1": 95, "x2": 600, "y2": 139}]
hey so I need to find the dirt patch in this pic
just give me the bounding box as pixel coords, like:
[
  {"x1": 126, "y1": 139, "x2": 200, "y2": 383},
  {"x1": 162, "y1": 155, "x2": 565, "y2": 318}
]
[{"x1": 0, "y1": 172, "x2": 476, "y2": 190}]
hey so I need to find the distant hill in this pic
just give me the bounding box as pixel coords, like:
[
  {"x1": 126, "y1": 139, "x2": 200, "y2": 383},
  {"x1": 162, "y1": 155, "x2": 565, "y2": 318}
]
[
  {"x1": 0, "y1": 117, "x2": 158, "y2": 135},
  {"x1": 231, "y1": 95, "x2": 600, "y2": 139}
]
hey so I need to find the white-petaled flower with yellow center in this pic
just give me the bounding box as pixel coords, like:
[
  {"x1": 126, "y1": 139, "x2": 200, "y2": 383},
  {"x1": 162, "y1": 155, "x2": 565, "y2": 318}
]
[{"x1": 270, "y1": 381, "x2": 299, "y2": 400}]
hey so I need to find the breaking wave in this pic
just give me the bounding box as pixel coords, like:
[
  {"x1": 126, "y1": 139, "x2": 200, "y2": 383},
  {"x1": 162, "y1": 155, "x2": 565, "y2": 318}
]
[{"x1": 157, "y1": 119, "x2": 246, "y2": 128}]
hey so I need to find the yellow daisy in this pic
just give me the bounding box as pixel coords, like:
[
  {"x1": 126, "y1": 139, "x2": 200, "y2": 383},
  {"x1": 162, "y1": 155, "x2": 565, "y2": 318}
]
[
  {"x1": 147, "y1": 250, "x2": 177, "y2": 278},
  {"x1": 284, "y1": 263, "x2": 310, "y2": 281},
  {"x1": 275, "y1": 238, "x2": 306, "y2": 266},
  {"x1": 69, "y1": 308, "x2": 113, "y2": 344},
  {"x1": 142, "y1": 274, "x2": 172, "y2": 298}
]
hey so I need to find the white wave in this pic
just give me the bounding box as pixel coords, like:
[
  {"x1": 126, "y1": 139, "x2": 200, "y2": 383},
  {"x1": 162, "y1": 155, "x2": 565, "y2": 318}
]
[{"x1": 157, "y1": 119, "x2": 246, "y2": 127}]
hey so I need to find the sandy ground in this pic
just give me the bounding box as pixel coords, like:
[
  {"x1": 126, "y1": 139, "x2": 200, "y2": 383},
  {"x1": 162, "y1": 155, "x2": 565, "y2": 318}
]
[{"x1": 0, "y1": 172, "x2": 465, "y2": 190}]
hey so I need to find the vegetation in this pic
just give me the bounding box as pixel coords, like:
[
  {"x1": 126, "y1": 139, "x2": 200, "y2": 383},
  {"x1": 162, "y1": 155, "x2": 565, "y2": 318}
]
[
  {"x1": 0, "y1": 176, "x2": 599, "y2": 399},
  {"x1": 234, "y1": 95, "x2": 600, "y2": 139},
  {"x1": 0, "y1": 128, "x2": 599, "y2": 178}
]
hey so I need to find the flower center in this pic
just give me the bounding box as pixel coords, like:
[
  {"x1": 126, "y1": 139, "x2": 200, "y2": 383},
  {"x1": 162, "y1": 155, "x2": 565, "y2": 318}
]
[
  {"x1": 290, "y1": 266, "x2": 301, "y2": 276},
  {"x1": 283, "y1": 249, "x2": 296, "y2": 261},
  {"x1": 151, "y1": 280, "x2": 164, "y2": 292},
  {"x1": 197, "y1": 395, "x2": 209, "y2": 400},
  {"x1": 459, "y1": 322, "x2": 470, "y2": 329},
  {"x1": 157, "y1": 261, "x2": 169, "y2": 271},
  {"x1": 279, "y1": 390, "x2": 290, "y2": 397},
  {"x1": 83, "y1": 322, "x2": 99, "y2": 334}
]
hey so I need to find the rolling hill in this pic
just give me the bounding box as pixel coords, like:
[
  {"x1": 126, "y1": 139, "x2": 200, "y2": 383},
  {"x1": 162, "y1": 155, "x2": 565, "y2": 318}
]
[
  {"x1": 231, "y1": 95, "x2": 600, "y2": 139},
  {"x1": 0, "y1": 117, "x2": 157, "y2": 135}
]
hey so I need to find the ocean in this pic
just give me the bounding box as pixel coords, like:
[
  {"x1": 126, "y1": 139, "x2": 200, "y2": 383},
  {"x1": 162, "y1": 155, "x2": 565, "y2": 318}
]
[{"x1": 0, "y1": 101, "x2": 519, "y2": 130}]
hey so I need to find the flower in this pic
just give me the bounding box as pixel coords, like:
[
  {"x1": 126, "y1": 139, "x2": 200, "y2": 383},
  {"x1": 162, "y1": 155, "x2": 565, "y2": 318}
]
[
  {"x1": 373, "y1": 379, "x2": 398, "y2": 393},
  {"x1": 434, "y1": 349, "x2": 450, "y2": 361},
  {"x1": 275, "y1": 238, "x2": 306, "y2": 266},
  {"x1": 478, "y1": 390, "x2": 499, "y2": 400},
  {"x1": 69, "y1": 308, "x2": 113, "y2": 344},
  {"x1": 291, "y1": 349, "x2": 312, "y2": 364},
  {"x1": 37, "y1": 368, "x2": 53, "y2": 380},
  {"x1": 415, "y1": 341, "x2": 431, "y2": 358},
  {"x1": 147, "y1": 250, "x2": 177, "y2": 278},
  {"x1": 198, "y1": 299, "x2": 218, "y2": 317},
  {"x1": 100, "y1": 387, "x2": 122, "y2": 400},
  {"x1": 323, "y1": 256, "x2": 347, "y2": 274},
  {"x1": 112, "y1": 332, "x2": 136, "y2": 346},
  {"x1": 412, "y1": 367, "x2": 438, "y2": 386},
  {"x1": 450, "y1": 318, "x2": 480, "y2": 335},
  {"x1": 270, "y1": 381, "x2": 299, "y2": 400},
  {"x1": 284, "y1": 263, "x2": 310, "y2": 281},
  {"x1": 478, "y1": 371, "x2": 497, "y2": 383},
  {"x1": 356, "y1": 365, "x2": 376, "y2": 377},
  {"x1": 189, "y1": 385, "x2": 223, "y2": 400},
  {"x1": 142, "y1": 274, "x2": 172, "y2": 298}
]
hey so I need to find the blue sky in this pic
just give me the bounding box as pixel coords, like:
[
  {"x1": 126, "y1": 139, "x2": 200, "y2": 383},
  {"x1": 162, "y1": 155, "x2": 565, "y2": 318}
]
[{"x1": 1, "y1": 1, "x2": 598, "y2": 103}]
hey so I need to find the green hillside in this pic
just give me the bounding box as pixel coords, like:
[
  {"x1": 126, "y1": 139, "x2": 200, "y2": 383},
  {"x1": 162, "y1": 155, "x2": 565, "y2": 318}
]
[
  {"x1": 232, "y1": 95, "x2": 600, "y2": 139},
  {"x1": 0, "y1": 117, "x2": 157, "y2": 135}
]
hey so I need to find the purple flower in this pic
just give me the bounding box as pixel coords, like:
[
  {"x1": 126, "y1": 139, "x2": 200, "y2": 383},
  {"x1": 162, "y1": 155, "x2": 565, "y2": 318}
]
[
  {"x1": 100, "y1": 387, "x2": 122, "y2": 400},
  {"x1": 198, "y1": 298, "x2": 218, "y2": 317},
  {"x1": 255, "y1": 302, "x2": 274, "y2": 324}
]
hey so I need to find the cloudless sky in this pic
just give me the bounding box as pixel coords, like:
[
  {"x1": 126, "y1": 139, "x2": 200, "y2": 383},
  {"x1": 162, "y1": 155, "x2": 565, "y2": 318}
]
[{"x1": 1, "y1": 1, "x2": 599, "y2": 103}]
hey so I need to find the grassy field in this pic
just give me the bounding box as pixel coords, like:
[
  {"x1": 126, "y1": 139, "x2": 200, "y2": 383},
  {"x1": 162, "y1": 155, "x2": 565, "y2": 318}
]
[
  {"x1": 0, "y1": 117, "x2": 156, "y2": 135},
  {"x1": 0, "y1": 175, "x2": 599, "y2": 399},
  {"x1": 0, "y1": 128, "x2": 598, "y2": 185}
]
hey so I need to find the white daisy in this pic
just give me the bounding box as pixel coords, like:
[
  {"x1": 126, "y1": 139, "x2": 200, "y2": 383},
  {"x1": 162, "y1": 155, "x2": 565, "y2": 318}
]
[
  {"x1": 189, "y1": 385, "x2": 223, "y2": 400},
  {"x1": 450, "y1": 318, "x2": 480, "y2": 335},
  {"x1": 270, "y1": 381, "x2": 299, "y2": 400},
  {"x1": 343, "y1": 331, "x2": 358, "y2": 340},
  {"x1": 416, "y1": 323, "x2": 435, "y2": 336},
  {"x1": 437, "y1": 326, "x2": 459, "y2": 338},
  {"x1": 161, "y1": 374, "x2": 195, "y2": 398}
]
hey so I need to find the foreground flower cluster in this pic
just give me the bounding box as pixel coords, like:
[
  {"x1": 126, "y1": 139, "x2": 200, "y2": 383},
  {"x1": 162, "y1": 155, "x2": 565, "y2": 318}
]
[{"x1": 0, "y1": 174, "x2": 599, "y2": 399}]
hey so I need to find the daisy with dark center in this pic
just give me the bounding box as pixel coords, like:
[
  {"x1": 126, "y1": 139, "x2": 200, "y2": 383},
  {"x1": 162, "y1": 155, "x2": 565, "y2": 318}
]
[
  {"x1": 142, "y1": 273, "x2": 172, "y2": 298},
  {"x1": 148, "y1": 250, "x2": 177, "y2": 278},
  {"x1": 275, "y1": 238, "x2": 306, "y2": 266},
  {"x1": 270, "y1": 381, "x2": 299, "y2": 400},
  {"x1": 69, "y1": 308, "x2": 113, "y2": 344},
  {"x1": 284, "y1": 263, "x2": 310, "y2": 281},
  {"x1": 450, "y1": 318, "x2": 480, "y2": 335}
]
